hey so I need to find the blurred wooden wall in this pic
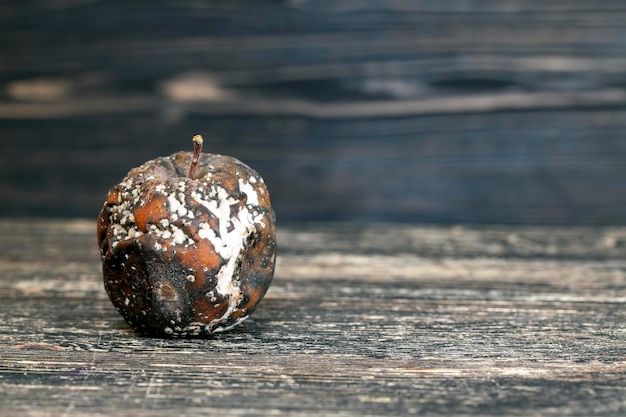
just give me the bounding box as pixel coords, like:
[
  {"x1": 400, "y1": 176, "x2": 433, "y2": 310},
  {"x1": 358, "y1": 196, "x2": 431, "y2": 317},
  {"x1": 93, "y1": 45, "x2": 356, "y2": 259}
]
[{"x1": 2, "y1": 1, "x2": 626, "y2": 224}]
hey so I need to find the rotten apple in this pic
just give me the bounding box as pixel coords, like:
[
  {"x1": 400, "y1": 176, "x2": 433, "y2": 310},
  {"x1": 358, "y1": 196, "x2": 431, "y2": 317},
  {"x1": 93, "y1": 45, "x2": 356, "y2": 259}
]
[{"x1": 97, "y1": 135, "x2": 276, "y2": 337}]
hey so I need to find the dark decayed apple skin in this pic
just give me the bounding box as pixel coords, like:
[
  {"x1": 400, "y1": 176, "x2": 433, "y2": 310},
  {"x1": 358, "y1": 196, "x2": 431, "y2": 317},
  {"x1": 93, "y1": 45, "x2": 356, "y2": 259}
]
[{"x1": 97, "y1": 151, "x2": 276, "y2": 337}]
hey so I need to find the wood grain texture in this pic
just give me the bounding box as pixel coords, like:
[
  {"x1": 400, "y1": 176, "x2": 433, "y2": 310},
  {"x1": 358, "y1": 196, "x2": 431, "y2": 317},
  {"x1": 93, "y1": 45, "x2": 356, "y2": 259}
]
[
  {"x1": 0, "y1": 220, "x2": 625, "y2": 416},
  {"x1": 2, "y1": 1, "x2": 626, "y2": 224}
]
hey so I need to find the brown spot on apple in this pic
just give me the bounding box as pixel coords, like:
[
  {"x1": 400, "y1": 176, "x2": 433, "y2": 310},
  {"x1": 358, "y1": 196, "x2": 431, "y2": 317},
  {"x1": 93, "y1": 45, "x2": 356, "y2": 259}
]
[
  {"x1": 156, "y1": 281, "x2": 179, "y2": 302},
  {"x1": 134, "y1": 195, "x2": 170, "y2": 231}
]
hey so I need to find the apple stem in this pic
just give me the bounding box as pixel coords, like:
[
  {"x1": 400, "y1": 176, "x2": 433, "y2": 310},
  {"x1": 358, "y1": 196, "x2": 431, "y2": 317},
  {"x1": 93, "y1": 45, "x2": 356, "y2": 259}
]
[{"x1": 188, "y1": 135, "x2": 203, "y2": 179}]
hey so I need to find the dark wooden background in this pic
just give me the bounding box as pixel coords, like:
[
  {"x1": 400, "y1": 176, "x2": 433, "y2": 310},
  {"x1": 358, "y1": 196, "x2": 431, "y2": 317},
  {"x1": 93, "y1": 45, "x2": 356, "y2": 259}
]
[{"x1": 2, "y1": 1, "x2": 626, "y2": 224}]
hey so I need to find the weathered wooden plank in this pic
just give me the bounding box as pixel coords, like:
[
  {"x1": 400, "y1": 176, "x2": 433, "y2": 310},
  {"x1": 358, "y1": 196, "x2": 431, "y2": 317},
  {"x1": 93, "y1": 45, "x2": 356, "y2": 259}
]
[
  {"x1": 2, "y1": 108, "x2": 626, "y2": 224},
  {"x1": 0, "y1": 220, "x2": 625, "y2": 416}
]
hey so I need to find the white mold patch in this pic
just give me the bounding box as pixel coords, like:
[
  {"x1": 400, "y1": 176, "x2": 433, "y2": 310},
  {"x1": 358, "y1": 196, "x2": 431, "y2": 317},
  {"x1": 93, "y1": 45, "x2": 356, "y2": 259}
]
[
  {"x1": 167, "y1": 193, "x2": 185, "y2": 218},
  {"x1": 238, "y1": 178, "x2": 259, "y2": 206},
  {"x1": 191, "y1": 179, "x2": 266, "y2": 326},
  {"x1": 107, "y1": 176, "x2": 202, "y2": 250},
  {"x1": 170, "y1": 225, "x2": 186, "y2": 245}
]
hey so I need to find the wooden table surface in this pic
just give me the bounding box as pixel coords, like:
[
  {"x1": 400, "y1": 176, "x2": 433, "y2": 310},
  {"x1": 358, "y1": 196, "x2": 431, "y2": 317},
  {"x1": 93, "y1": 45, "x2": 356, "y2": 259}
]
[{"x1": 1, "y1": 220, "x2": 625, "y2": 416}]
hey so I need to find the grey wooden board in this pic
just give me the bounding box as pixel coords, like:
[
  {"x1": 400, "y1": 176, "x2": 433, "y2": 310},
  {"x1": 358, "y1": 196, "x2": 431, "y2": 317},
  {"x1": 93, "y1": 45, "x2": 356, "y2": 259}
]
[
  {"x1": 2, "y1": 1, "x2": 626, "y2": 224},
  {"x1": 0, "y1": 220, "x2": 625, "y2": 416}
]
